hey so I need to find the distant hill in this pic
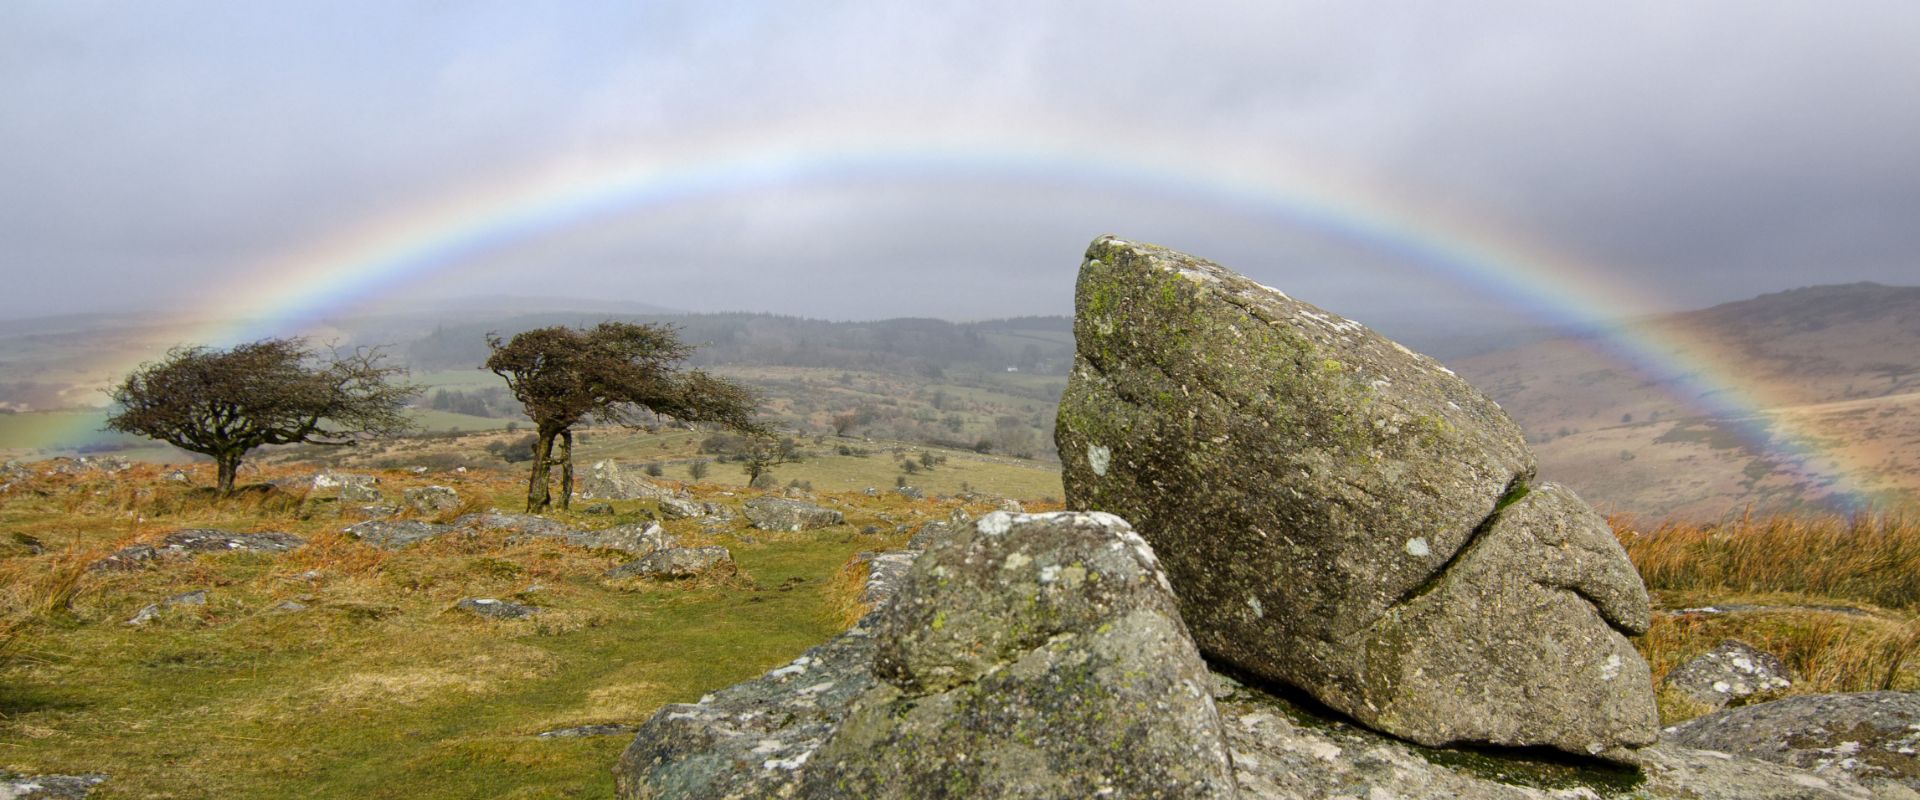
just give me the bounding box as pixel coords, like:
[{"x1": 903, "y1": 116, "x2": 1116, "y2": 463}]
[{"x1": 1449, "y1": 282, "x2": 1920, "y2": 519}]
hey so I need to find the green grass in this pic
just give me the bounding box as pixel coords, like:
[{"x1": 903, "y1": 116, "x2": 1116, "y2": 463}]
[{"x1": 0, "y1": 463, "x2": 914, "y2": 798}]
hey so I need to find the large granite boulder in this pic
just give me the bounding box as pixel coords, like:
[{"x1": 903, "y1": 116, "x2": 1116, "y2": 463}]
[
  {"x1": 743, "y1": 497, "x2": 844, "y2": 531},
  {"x1": 616, "y1": 511, "x2": 1240, "y2": 799},
  {"x1": 581, "y1": 460, "x2": 678, "y2": 501},
  {"x1": 1665, "y1": 692, "x2": 1920, "y2": 794},
  {"x1": 1055, "y1": 236, "x2": 1656, "y2": 756},
  {"x1": 1664, "y1": 639, "x2": 1794, "y2": 710}
]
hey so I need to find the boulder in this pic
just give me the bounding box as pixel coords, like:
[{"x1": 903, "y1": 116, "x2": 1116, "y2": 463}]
[
  {"x1": 338, "y1": 483, "x2": 383, "y2": 503},
  {"x1": 1054, "y1": 236, "x2": 1656, "y2": 756},
  {"x1": 743, "y1": 497, "x2": 844, "y2": 532},
  {"x1": 905, "y1": 508, "x2": 971, "y2": 550},
  {"x1": 404, "y1": 485, "x2": 460, "y2": 513},
  {"x1": 1216, "y1": 672, "x2": 1875, "y2": 800},
  {"x1": 1664, "y1": 639, "x2": 1794, "y2": 709},
  {"x1": 344, "y1": 519, "x2": 456, "y2": 549},
  {"x1": 892, "y1": 485, "x2": 923, "y2": 500},
  {"x1": 455, "y1": 597, "x2": 539, "y2": 620},
  {"x1": 566, "y1": 522, "x2": 675, "y2": 557},
  {"x1": 657, "y1": 496, "x2": 733, "y2": 521},
  {"x1": 849, "y1": 550, "x2": 918, "y2": 608},
  {"x1": 581, "y1": 460, "x2": 678, "y2": 501},
  {"x1": 582, "y1": 502, "x2": 616, "y2": 516},
  {"x1": 1665, "y1": 691, "x2": 1920, "y2": 794},
  {"x1": 607, "y1": 546, "x2": 734, "y2": 580},
  {"x1": 616, "y1": 511, "x2": 1240, "y2": 799}
]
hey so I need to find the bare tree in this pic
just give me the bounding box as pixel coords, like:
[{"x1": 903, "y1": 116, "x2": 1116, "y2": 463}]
[
  {"x1": 106, "y1": 338, "x2": 417, "y2": 496},
  {"x1": 486, "y1": 322, "x2": 759, "y2": 512}
]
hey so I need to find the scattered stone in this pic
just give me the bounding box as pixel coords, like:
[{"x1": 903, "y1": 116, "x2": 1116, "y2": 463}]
[
  {"x1": 0, "y1": 771, "x2": 108, "y2": 799},
  {"x1": 782, "y1": 486, "x2": 816, "y2": 500},
  {"x1": 996, "y1": 498, "x2": 1024, "y2": 513},
  {"x1": 312, "y1": 472, "x2": 378, "y2": 491},
  {"x1": 538, "y1": 723, "x2": 640, "y2": 739},
  {"x1": 580, "y1": 460, "x2": 678, "y2": 501},
  {"x1": 49, "y1": 455, "x2": 130, "y2": 475},
  {"x1": 455, "y1": 597, "x2": 540, "y2": 620},
  {"x1": 338, "y1": 483, "x2": 383, "y2": 503},
  {"x1": 606, "y1": 546, "x2": 734, "y2": 580},
  {"x1": 125, "y1": 590, "x2": 207, "y2": 626},
  {"x1": 742, "y1": 497, "x2": 843, "y2": 532},
  {"x1": 407, "y1": 466, "x2": 429, "y2": 475},
  {"x1": 658, "y1": 496, "x2": 731, "y2": 521},
  {"x1": 344, "y1": 519, "x2": 457, "y2": 549},
  {"x1": 566, "y1": 522, "x2": 675, "y2": 557},
  {"x1": 1664, "y1": 639, "x2": 1794, "y2": 709},
  {"x1": 892, "y1": 485, "x2": 923, "y2": 500},
  {"x1": 7, "y1": 531, "x2": 45, "y2": 556},
  {"x1": 582, "y1": 502, "x2": 616, "y2": 516},
  {"x1": 162, "y1": 469, "x2": 191, "y2": 483},
  {"x1": 89, "y1": 544, "x2": 158, "y2": 571},
  {"x1": 404, "y1": 485, "x2": 461, "y2": 513},
  {"x1": 863, "y1": 487, "x2": 879, "y2": 497},
  {"x1": 616, "y1": 511, "x2": 1238, "y2": 799},
  {"x1": 1666, "y1": 691, "x2": 1920, "y2": 794},
  {"x1": 1, "y1": 459, "x2": 29, "y2": 479},
  {"x1": 1055, "y1": 236, "x2": 1656, "y2": 757},
  {"x1": 273, "y1": 600, "x2": 308, "y2": 613},
  {"x1": 157, "y1": 529, "x2": 305, "y2": 555}
]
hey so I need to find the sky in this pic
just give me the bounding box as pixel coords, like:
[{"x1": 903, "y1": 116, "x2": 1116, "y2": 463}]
[{"x1": 4, "y1": 1, "x2": 1919, "y2": 332}]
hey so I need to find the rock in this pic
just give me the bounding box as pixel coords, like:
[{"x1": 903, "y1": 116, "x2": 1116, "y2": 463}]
[
  {"x1": 1664, "y1": 639, "x2": 1794, "y2": 709},
  {"x1": 455, "y1": 597, "x2": 539, "y2": 620},
  {"x1": 657, "y1": 496, "x2": 732, "y2": 521},
  {"x1": 538, "y1": 723, "x2": 640, "y2": 739},
  {"x1": 616, "y1": 511, "x2": 1239, "y2": 799},
  {"x1": 273, "y1": 600, "x2": 308, "y2": 613},
  {"x1": 892, "y1": 485, "x2": 923, "y2": 500},
  {"x1": 905, "y1": 508, "x2": 971, "y2": 550},
  {"x1": 0, "y1": 771, "x2": 108, "y2": 799},
  {"x1": 162, "y1": 469, "x2": 191, "y2": 483},
  {"x1": 1055, "y1": 236, "x2": 1656, "y2": 756},
  {"x1": 344, "y1": 519, "x2": 456, "y2": 549},
  {"x1": 566, "y1": 522, "x2": 675, "y2": 557},
  {"x1": 157, "y1": 529, "x2": 305, "y2": 554},
  {"x1": 124, "y1": 589, "x2": 207, "y2": 626},
  {"x1": 997, "y1": 498, "x2": 1025, "y2": 513},
  {"x1": 91, "y1": 529, "x2": 304, "y2": 570},
  {"x1": 89, "y1": 543, "x2": 158, "y2": 571},
  {"x1": 1, "y1": 459, "x2": 29, "y2": 479},
  {"x1": 338, "y1": 483, "x2": 383, "y2": 503},
  {"x1": 404, "y1": 485, "x2": 461, "y2": 513},
  {"x1": 849, "y1": 550, "x2": 918, "y2": 608},
  {"x1": 312, "y1": 472, "x2": 378, "y2": 491},
  {"x1": 1216, "y1": 673, "x2": 1875, "y2": 800},
  {"x1": 606, "y1": 546, "x2": 734, "y2": 580},
  {"x1": 582, "y1": 502, "x2": 616, "y2": 516},
  {"x1": 581, "y1": 460, "x2": 678, "y2": 501},
  {"x1": 743, "y1": 497, "x2": 844, "y2": 532},
  {"x1": 1665, "y1": 691, "x2": 1920, "y2": 794}
]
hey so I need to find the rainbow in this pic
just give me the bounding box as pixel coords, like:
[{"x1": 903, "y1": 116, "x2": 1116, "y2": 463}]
[{"x1": 26, "y1": 120, "x2": 1881, "y2": 509}]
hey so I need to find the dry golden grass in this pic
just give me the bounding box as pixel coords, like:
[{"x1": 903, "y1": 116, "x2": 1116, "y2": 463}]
[
  {"x1": 1617, "y1": 508, "x2": 1920, "y2": 723},
  {"x1": 1617, "y1": 509, "x2": 1920, "y2": 611},
  {"x1": 823, "y1": 555, "x2": 874, "y2": 629}
]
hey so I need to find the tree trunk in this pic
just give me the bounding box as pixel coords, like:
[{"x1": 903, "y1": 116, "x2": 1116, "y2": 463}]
[
  {"x1": 215, "y1": 453, "x2": 241, "y2": 497},
  {"x1": 557, "y1": 429, "x2": 574, "y2": 511},
  {"x1": 526, "y1": 430, "x2": 557, "y2": 512}
]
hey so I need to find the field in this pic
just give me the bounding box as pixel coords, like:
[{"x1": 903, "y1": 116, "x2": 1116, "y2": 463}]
[{"x1": 0, "y1": 439, "x2": 1914, "y2": 797}]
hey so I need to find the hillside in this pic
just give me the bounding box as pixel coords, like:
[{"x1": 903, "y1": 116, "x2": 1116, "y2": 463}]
[{"x1": 1450, "y1": 283, "x2": 1920, "y2": 519}]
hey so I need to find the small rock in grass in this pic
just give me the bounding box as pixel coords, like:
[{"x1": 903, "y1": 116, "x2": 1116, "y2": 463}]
[
  {"x1": 456, "y1": 598, "x2": 540, "y2": 620},
  {"x1": 1664, "y1": 639, "x2": 1793, "y2": 709},
  {"x1": 273, "y1": 600, "x2": 308, "y2": 613},
  {"x1": 583, "y1": 502, "x2": 616, "y2": 516},
  {"x1": 124, "y1": 589, "x2": 207, "y2": 626},
  {"x1": 0, "y1": 771, "x2": 108, "y2": 798},
  {"x1": 537, "y1": 723, "x2": 640, "y2": 739},
  {"x1": 606, "y1": 546, "x2": 734, "y2": 580},
  {"x1": 404, "y1": 485, "x2": 461, "y2": 513}
]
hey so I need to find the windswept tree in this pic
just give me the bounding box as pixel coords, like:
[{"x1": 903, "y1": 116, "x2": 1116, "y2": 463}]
[
  {"x1": 486, "y1": 322, "x2": 760, "y2": 512},
  {"x1": 106, "y1": 338, "x2": 418, "y2": 496}
]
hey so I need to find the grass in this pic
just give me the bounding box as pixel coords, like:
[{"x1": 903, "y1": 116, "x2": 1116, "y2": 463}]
[
  {"x1": 0, "y1": 459, "x2": 1010, "y2": 798},
  {"x1": 1614, "y1": 509, "x2": 1920, "y2": 724}
]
